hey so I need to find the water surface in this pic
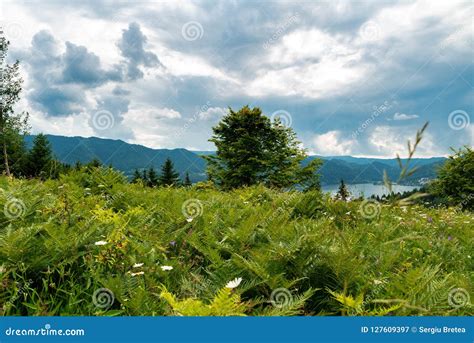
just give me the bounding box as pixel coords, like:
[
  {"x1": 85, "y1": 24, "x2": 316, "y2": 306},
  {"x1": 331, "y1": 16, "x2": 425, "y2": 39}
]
[{"x1": 322, "y1": 183, "x2": 418, "y2": 198}]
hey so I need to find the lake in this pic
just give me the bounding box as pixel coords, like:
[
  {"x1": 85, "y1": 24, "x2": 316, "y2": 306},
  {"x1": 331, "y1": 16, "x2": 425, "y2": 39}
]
[{"x1": 322, "y1": 183, "x2": 419, "y2": 198}]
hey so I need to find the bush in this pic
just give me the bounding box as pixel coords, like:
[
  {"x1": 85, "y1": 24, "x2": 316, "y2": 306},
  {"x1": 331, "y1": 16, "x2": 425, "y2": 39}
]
[{"x1": 430, "y1": 147, "x2": 474, "y2": 210}]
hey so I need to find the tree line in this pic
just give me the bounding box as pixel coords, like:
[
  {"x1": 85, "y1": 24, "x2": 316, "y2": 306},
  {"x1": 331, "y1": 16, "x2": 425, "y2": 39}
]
[
  {"x1": 131, "y1": 158, "x2": 192, "y2": 187},
  {"x1": 1, "y1": 29, "x2": 473, "y2": 209}
]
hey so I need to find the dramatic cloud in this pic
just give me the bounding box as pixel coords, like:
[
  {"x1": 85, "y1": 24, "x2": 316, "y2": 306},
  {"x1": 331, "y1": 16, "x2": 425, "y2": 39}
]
[
  {"x1": 4, "y1": 0, "x2": 473, "y2": 156},
  {"x1": 117, "y1": 22, "x2": 163, "y2": 80}
]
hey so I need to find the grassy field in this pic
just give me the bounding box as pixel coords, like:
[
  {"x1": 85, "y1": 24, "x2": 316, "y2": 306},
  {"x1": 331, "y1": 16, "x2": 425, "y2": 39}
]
[{"x1": 0, "y1": 169, "x2": 472, "y2": 316}]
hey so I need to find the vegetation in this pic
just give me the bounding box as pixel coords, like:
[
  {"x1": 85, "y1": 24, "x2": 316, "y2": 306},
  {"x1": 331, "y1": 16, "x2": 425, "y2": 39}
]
[
  {"x1": 336, "y1": 180, "x2": 350, "y2": 201},
  {"x1": 205, "y1": 106, "x2": 321, "y2": 190},
  {"x1": 0, "y1": 169, "x2": 471, "y2": 316},
  {"x1": 0, "y1": 33, "x2": 471, "y2": 317},
  {"x1": 430, "y1": 147, "x2": 474, "y2": 210},
  {"x1": 159, "y1": 158, "x2": 180, "y2": 186},
  {"x1": 0, "y1": 31, "x2": 29, "y2": 177}
]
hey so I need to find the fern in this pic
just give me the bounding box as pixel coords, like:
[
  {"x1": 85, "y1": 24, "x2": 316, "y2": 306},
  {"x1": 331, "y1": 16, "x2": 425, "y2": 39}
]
[{"x1": 160, "y1": 287, "x2": 247, "y2": 316}]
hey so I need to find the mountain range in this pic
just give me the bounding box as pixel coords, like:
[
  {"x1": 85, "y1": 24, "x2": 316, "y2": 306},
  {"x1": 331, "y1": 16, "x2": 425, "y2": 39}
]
[{"x1": 25, "y1": 135, "x2": 446, "y2": 185}]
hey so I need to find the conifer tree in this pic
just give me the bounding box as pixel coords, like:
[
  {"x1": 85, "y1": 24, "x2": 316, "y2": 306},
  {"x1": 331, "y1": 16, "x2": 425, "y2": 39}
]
[
  {"x1": 88, "y1": 158, "x2": 102, "y2": 168},
  {"x1": 159, "y1": 158, "x2": 180, "y2": 186},
  {"x1": 147, "y1": 166, "x2": 159, "y2": 187},
  {"x1": 27, "y1": 133, "x2": 53, "y2": 178},
  {"x1": 183, "y1": 172, "x2": 192, "y2": 187},
  {"x1": 336, "y1": 179, "x2": 350, "y2": 201},
  {"x1": 132, "y1": 169, "x2": 142, "y2": 183}
]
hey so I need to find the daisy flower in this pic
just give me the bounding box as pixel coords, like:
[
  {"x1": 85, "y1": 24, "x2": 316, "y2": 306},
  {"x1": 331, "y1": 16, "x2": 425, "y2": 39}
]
[
  {"x1": 130, "y1": 271, "x2": 145, "y2": 276},
  {"x1": 94, "y1": 240, "x2": 108, "y2": 246},
  {"x1": 226, "y1": 277, "x2": 242, "y2": 289},
  {"x1": 161, "y1": 265, "x2": 173, "y2": 271}
]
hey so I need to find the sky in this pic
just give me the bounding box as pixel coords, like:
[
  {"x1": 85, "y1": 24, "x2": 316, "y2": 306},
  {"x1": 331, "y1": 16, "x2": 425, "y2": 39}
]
[{"x1": 0, "y1": 0, "x2": 472, "y2": 157}]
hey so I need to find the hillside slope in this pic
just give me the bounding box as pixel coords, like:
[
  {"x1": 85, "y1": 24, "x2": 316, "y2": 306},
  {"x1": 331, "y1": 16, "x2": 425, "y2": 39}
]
[{"x1": 25, "y1": 135, "x2": 445, "y2": 185}]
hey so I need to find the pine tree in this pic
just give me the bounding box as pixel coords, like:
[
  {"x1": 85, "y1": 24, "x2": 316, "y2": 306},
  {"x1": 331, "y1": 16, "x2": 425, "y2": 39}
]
[
  {"x1": 87, "y1": 158, "x2": 102, "y2": 169},
  {"x1": 183, "y1": 172, "x2": 192, "y2": 187},
  {"x1": 132, "y1": 169, "x2": 142, "y2": 183},
  {"x1": 336, "y1": 179, "x2": 350, "y2": 201},
  {"x1": 159, "y1": 158, "x2": 180, "y2": 186},
  {"x1": 147, "y1": 167, "x2": 159, "y2": 187},
  {"x1": 27, "y1": 133, "x2": 53, "y2": 178}
]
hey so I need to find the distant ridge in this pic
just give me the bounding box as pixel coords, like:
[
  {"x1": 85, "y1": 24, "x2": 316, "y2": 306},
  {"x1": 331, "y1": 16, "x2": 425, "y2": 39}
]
[{"x1": 25, "y1": 135, "x2": 446, "y2": 185}]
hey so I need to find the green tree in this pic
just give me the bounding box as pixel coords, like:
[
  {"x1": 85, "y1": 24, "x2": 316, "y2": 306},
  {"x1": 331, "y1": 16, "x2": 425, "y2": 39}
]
[
  {"x1": 206, "y1": 106, "x2": 321, "y2": 189},
  {"x1": 336, "y1": 179, "x2": 350, "y2": 201},
  {"x1": 431, "y1": 146, "x2": 474, "y2": 209},
  {"x1": 183, "y1": 172, "x2": 192, "y2": 187},
  {"x1": 0, "y1": 31, "x2": 29, "y2": 176},
  {"x1": 4, "y1": 129, "x2": 27, "y2": 176},
  {"x1": 147, "y1": 166, "x2": 159, "y2": 187},
  {"x1": 131, "y1": 169, "x2": 142, "y2": 183},
  {"x1": 27, "y1": 133, "x2": 53, "y2": 178},
  {"x1": 159, "y1": 158, "x2": 180, "y2": 186},
  {"x1": 87, "y1": 158, "x2": 102, "y2": 168}
]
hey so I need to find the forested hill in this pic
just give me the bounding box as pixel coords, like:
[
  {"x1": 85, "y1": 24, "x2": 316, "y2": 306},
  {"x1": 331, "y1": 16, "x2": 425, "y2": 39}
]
[{"x1": 25, "y1": 135, "x2": 445, "y2": 185}]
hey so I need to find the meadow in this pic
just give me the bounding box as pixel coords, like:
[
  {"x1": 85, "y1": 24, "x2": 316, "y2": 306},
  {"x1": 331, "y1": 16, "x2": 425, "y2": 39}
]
[{"x1": 0, "y1": 167, "x2": 472, "y2": 316}]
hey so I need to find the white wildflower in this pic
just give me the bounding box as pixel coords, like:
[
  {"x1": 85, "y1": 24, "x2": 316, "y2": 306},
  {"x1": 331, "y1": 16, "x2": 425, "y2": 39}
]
[
  {"x1": 133, "y1": 263, "x2": 144, "y2": 268},
  {"x1": 161, "y1": 265, "x2": 173, "y2": 271},
  {"x1": 226, "y1": 277, "x2": 242, "y2": 289},
  {"x1": 94, "y1": 240, "x2": 108, "y2": 246},
  {"x1": 130, "y1": 271, "x2": 145, "y2": 276}
]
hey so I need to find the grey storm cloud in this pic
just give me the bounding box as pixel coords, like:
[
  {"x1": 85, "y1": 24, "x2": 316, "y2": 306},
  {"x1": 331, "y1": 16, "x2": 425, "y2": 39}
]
[
  {"x1": 117, "y1": 22, "x2": 163, "y2": 80},
  {"x1": 21, "y1": 23, "x2": 160, "y2": 117},
  {"x1": 30, "y1": 86, "x2": 86, "y2": 117},
  {"x1": 8, "y1": 0, "x2": 473, "y2": 154},
  {"x1": 61, "y1": 42, "x2": 117, "y2": 86}
]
